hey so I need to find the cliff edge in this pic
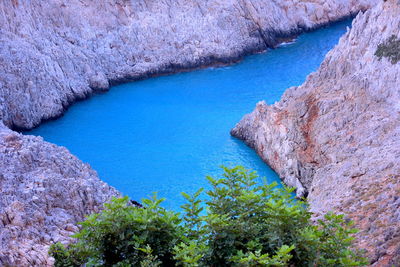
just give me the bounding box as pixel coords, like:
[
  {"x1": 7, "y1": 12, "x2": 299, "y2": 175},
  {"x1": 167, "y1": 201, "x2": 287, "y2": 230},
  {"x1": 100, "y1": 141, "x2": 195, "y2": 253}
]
[
  {"x1": 0, "y1": 0, "x2": 377, "y2": 130},
  {"x1": 0, "y1": 123, "x2": 119, "y2": 266},
  {"x1": 0, "y1": 0, "x2": 383, "y2": 265},
  {"x1": 232, "y1": 0, "x2": 400, "y2": 265}
]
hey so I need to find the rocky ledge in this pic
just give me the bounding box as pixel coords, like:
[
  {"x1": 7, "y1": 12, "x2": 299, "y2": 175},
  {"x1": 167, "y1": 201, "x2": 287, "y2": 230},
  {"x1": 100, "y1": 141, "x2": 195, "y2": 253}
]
[
  {"x1": 0, "y1": 0, "x2": 377, "y2": 130},
  {"x1": 0, "y1": 0, "x2": 383, "y2": 266},
  {"x1": 0, "y1": 122, "x2": 119, "y2": 266},
  {"x1": 232, "y1": 0, "x2": 400, "y2": 265}
]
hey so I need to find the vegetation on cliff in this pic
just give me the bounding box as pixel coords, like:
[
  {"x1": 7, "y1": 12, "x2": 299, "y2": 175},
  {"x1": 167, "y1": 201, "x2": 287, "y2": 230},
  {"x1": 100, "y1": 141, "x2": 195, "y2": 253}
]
[
  {"x1": 50, "y1": 166, "x2": 366, "y2": 266},
  {"x1": 375, "y1": 35, "x2": 400, "y2": 64}
]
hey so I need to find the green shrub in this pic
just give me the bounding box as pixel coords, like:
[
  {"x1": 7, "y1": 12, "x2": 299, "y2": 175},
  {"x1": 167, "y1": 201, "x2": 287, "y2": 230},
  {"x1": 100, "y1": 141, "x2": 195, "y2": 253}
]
[
  {"x1": 50, "y1": 166, "x2": 367, "y2": 266},
  {"x1": 375, "y1": 35, "x2": 400, "y2": 64},
  {"x1": 51, "y1": 194, "x2": 183, "y2": 266}
]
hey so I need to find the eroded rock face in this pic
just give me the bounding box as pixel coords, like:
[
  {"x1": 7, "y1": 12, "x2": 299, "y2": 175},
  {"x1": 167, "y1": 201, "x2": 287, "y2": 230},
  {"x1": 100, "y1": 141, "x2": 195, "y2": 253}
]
[
  {"x1": 0, "y1": 0, "x2": 382, "y2": 265},
  {"x1": 0, "y1": 122, "x2": 119, "y2": 266},
  {"x1": 0, "y1": 0, "x2": 378, "y2": 130},
  {"x1": 232, "y1": 0, "x2": 400, "y2": 265}
]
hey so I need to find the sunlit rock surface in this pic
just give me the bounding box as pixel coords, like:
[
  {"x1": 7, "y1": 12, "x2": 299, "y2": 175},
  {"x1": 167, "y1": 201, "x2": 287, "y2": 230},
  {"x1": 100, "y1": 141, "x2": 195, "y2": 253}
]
[
  {"x1": 232, "y1": 1, "x2": 400, "y2": 265},
  {"x1": 0, "y1": 122, "x2": 119, "y2": 266},
  {"x1": 0, "y1": 0, "x2": 377, "y2": 130},
  {"x1": 0, "y1": 0, "x2": 382, "y2": 265}
]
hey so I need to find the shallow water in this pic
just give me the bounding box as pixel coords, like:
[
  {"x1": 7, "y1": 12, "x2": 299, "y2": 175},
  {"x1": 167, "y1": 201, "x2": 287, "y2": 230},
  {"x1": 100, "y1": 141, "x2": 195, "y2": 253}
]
[{"x1": 26, "y1": 20, "x2": 351, "y2": 209}]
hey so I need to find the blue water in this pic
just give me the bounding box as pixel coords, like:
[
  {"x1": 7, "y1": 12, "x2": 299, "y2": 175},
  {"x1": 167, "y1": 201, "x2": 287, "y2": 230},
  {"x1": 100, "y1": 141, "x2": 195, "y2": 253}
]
[{"x1": 26, "y1": 20, "x2": 351, "y2": 209}]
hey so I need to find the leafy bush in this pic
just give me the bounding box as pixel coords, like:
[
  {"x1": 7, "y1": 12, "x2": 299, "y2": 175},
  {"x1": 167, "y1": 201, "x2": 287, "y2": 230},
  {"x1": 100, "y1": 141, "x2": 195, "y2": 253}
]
[
  {"x1": 50, "y1": 195, "x2": 183, "y2": 267},
  {"x1": 50, "y1": 166, "x2": 367, "y2": 266},
  {"x1": 375, "y1": 35, "x2": 400, "y2": 64}
]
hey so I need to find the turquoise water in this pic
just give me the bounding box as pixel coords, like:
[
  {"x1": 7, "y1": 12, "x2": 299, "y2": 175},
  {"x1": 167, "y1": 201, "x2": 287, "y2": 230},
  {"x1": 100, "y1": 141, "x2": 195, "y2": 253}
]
[{"x1": 26, "y1": 20, "x2": 351, "y2": 209}]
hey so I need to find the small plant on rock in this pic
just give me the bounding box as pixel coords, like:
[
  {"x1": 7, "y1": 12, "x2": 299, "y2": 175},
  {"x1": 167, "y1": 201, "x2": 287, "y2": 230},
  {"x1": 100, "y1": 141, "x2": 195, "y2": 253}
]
[{"x1": 375, "y1": 35, "x2": 400, "y2": 64}]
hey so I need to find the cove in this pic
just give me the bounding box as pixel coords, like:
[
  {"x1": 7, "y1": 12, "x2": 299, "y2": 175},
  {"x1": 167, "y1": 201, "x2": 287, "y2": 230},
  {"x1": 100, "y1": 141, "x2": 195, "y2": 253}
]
[{"x1": 26, "y1": 19, "x2": 351, "y2": 210}]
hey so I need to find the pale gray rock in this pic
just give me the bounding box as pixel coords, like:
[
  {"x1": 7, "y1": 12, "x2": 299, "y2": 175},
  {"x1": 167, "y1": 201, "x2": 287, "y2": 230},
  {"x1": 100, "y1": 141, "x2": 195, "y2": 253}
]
[
  {"x1": 0, "y1": 0, "x2": 378, "y2": 130},
  {"x1": 0, "y1": 122, "x2": 119, "y2": 266},
  {"x1": 0, "y1": 0, "x2": 382, "y2": 266},
  {"x1": 89, "y1": 73, "x2": 110, "y2": 92},
  {"x1": 232, "y1": 0, "x2": 400, "y2": 265}
]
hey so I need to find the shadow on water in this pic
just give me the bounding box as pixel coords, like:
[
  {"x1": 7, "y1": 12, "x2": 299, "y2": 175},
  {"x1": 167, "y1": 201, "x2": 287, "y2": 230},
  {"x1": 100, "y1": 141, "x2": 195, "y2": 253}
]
[{"x1": 25, "y1": 19, "x2": 352, "y2": 210}]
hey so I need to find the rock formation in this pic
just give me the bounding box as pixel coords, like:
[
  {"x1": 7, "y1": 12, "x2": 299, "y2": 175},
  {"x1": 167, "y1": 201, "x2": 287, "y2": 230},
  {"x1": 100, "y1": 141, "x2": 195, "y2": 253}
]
[
  {"x1": 0, "y1": 0, "x2": 384, "y2": 266},
  {"x1": 0, "y1": 122, "x2": 119, "y2": 266},
  {"x1": 0, "y1": 0, "x2": 377, "y2": 130},
  {"x1": 232, "y1": 0, "x2": 400, "y2": 265}
]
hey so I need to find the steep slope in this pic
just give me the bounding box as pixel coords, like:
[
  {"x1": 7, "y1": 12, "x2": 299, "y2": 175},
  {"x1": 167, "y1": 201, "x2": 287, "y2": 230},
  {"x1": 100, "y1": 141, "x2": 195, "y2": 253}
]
[
  {"x1": 0, "y1": 122, "x2": 119, "y2": 266},
  {"x1": 0, "y1": 0, "x2": 383, "y2": 265},
  {"x1": 0, "y1": 0, "x2": 377, "y2": 130},
  {"x1": 232, "y1": 0, "x2": 400, "y2": 265}
]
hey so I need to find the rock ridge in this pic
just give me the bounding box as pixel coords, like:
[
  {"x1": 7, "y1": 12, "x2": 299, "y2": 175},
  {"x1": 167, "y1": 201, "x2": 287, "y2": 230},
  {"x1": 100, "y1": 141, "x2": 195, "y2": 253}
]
[
  {"x1": 231, "y1": 0, "x2": 400, "y2": 265},
  {"x1": 0, "y1": 0, "x2": 378, "y2": 130},
  {"x1": 0, "y1": 122, "x2": 120, "y2": 266},
  {"x1": 0, "y1": 0, "x2": 382, "y2": 266}
]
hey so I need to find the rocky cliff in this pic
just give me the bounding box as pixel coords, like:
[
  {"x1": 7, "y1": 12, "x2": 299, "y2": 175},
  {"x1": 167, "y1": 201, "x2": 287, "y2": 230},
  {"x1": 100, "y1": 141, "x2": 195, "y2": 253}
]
[
  {"x1": 0, "y1": 122, "x2": 119, "y2": 266},
  {"x1": 232, "y1": 0, "x2": 400, "y2": 265},
  {"x1": 0, "y1": 0, "x2": 383, "y2": 266},
  {"x1": 0, "y1": 0, "x2": 377, "y2": 130}
]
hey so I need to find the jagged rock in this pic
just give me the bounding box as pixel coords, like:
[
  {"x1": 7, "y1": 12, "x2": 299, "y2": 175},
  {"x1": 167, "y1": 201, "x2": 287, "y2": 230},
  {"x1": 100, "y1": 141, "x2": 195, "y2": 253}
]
[
  {"x1": 0, "y1": 0, "x2": 383, "y2": 266},
  {"x1": 89, "y1": 73, "x2": 110, "y2": 92},
  {"x1": 232, "y1": 0, "x2": 400, "y2": 265},
  {"x1": 0, "y1": 122, "x2": 119, "y2": 266},
  {"x1": 0, "y1": 0, "x2": 378, "y2": 130}
]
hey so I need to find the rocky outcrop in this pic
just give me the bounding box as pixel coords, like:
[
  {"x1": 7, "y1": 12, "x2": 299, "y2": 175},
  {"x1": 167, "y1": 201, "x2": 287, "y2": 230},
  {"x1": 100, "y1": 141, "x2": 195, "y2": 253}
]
[
  {"x1": 0, "y1": 0, "x2": 378, "y2": 130},
  {"x1": 232, "y1": 0, "x2": 400, "y2": 265},
  {"x1": 0, "y1": 0, "x2": 383, "y2": 265},
  {"x1": 0, "y1": 122, "x2": 119, "y2": 266}
]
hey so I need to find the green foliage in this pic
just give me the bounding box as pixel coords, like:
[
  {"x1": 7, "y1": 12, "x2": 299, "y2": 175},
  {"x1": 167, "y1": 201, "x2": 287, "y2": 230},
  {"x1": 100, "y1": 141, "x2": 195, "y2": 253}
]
[
  {"x1": 50, "y1": 166, "x2": 367, "y2": 266},
  {"x1": 295, "y1": 213, "x2": 368, "y2": 266},
  {"x1": 48, "y1": 242, "x2": 85, "y2": 267},
  {"x1": 200, "y1": 167, "x2": 308, "y2": 265},
  {"x1": 50, "y1": 194, "x2": 183, "y2": 266},
  {"x1": 230, "y1": 245, "x2": 294, "y2": 266},
  {"x1": 375, "y1": 35, "x2": 400, "y2": 64}
]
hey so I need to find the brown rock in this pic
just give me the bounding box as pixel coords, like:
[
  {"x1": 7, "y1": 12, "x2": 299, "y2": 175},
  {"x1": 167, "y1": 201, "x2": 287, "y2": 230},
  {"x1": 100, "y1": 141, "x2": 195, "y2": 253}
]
[{"x1": 232, "y1": 1, "x2": 400, "y2": 265}]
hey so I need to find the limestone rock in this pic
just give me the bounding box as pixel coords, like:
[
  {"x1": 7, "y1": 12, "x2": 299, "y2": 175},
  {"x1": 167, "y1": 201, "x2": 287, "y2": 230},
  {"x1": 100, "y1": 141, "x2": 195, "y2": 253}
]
[
  {"x1": 0, "y1": 122, "x2": 119, "y2": 266},
  {"x1": 0, "y1": 0, "x2": 378, "y2": 130},
  {"x1": 232, "y1": 0, "x2": 400, "y2": 265},
  {"x1": 0, "y1": 0, "x2": 383, "y2": 265},
  {"x1": 89, "y1": 73, "x2": 110, "y2": 92}
]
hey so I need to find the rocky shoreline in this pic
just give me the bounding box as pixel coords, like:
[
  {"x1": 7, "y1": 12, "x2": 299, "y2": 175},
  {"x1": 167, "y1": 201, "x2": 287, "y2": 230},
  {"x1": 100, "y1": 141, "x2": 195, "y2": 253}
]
[
  {"x1": 1, "y1": 0, "x2": 377, "y2": 130},
  {"x1": 232, "y1": 0, "x2": 400, "y2": 265},
  {"x1": 14, "y1": 18, "x2": 349, "y2": 134},
  {"x1": 0, "y1": 122, "x2": 120, "y2": 266},
  {"x1": 0, "y1": 0, "x2": 386, "y2": 266}
]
